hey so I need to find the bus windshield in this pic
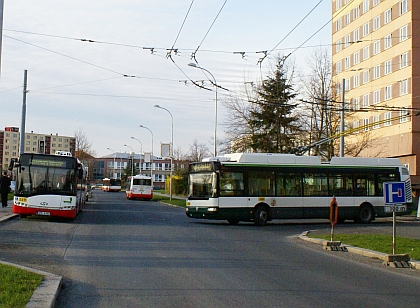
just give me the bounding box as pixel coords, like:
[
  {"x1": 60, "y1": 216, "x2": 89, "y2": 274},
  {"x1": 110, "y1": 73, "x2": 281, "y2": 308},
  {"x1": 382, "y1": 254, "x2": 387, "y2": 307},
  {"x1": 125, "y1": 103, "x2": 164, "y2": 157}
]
[
  {"x1": 188, "y1": 172, "x2": 217, "y2": 199},
  {"x1": 16, "y1": 164, "x2": 76, "y2": 196}
]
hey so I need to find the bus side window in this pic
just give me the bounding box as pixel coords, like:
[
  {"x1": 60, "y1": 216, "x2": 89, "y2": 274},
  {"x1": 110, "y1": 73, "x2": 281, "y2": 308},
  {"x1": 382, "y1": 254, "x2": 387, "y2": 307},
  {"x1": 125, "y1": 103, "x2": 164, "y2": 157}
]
[{"x1": 220, "y1": 172, "x2": 244, "y2": 196}]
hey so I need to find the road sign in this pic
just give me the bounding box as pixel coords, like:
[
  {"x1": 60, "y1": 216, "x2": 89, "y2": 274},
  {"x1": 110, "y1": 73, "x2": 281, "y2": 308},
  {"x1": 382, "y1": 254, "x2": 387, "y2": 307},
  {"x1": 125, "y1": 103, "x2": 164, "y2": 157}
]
[{"x1": 383, "y1": 182, "x2": 406, "y2": 205}]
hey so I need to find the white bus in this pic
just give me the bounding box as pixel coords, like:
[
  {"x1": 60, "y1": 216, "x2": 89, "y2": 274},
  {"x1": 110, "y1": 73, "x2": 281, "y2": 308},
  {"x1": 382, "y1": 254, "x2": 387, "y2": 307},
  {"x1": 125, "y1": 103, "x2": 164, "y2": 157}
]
[
  {"x1": 186, "y1": 153, "x2": 413, "y2": 225},
  {"x1": 125, "y1": 175, "x2": 153, "y2": 200},
  {"x1": 10, "y1": 152, "x2": 86, "y2": 219},
  {"x1": 102, "y1": 177, "x2": 121, "y2": 192}
]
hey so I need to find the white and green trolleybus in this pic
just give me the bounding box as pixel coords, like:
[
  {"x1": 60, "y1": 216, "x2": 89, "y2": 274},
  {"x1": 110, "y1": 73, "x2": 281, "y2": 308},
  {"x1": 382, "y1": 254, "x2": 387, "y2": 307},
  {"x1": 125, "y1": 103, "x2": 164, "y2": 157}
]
[{"x1": 186, "y1": 153, "x2": 413, "y2": 225}]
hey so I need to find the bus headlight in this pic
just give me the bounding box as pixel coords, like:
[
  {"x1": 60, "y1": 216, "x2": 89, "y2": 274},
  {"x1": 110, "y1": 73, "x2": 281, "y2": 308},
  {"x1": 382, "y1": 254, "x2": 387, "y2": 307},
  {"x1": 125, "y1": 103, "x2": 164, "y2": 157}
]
[{"x1": 207, "y1": 207, "x2": 217, "y2": 212}]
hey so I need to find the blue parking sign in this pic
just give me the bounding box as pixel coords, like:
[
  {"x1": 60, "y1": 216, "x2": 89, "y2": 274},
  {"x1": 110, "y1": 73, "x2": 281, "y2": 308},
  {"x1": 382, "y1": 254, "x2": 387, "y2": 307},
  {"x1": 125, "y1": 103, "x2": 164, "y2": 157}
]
[{"x1": 383, "y1": 182, "x2": 406, "y2": 204}]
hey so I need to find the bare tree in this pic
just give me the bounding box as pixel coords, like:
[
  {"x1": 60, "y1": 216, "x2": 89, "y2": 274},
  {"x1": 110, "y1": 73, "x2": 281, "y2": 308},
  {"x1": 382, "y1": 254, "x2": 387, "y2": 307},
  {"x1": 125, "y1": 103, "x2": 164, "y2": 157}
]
[
  {"x1": 186, "y1": 140, "x2": 211, "y2": 162},
  {"x1": 74, "y1": 128, "x2": 96, "y2": 181}
]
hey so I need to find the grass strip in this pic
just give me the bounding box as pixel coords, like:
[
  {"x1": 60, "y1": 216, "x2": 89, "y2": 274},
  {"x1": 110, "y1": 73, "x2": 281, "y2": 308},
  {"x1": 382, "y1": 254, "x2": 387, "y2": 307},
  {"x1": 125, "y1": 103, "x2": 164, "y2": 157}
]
[
  {"x1": 0, "y1": 263, "x2": 43, "y2": 308},
  {"x1": 152, "y1": 194, "x2": 186, "y2": 208},
  {"x1": 308, "y1": 233, "x2": 420, "y2": 260}
]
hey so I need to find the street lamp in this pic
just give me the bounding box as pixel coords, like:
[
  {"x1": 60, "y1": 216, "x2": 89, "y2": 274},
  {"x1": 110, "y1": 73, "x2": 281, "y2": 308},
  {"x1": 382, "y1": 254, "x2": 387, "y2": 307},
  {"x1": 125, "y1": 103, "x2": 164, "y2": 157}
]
[
  {"x1": 139, "y1": 125, "x2": 154, "y2": 181},
  {"x1": 188, "y1": 62, "x2": 218, "y2": 156},
  {"x1": 154, "y1": 104, "x2": 174, "y2": 201},
  {"x1": 131, "y1": 137, "x2": 142, "y2": 175},
  {"x1": 124, "y1": 144, "x2": 134, "y2": 176},
  {"x1": 106, "y1": 147, "x2": 116, "y2": 178}
]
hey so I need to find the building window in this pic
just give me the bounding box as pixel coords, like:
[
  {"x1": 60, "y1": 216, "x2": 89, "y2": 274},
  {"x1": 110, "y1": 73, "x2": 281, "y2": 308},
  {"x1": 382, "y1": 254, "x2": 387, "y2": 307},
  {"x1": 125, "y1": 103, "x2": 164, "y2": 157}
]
[
  {"x1": 353, "y1": 6, "x2": 360, "y2": 20},
  {"x1": 362, "y1": 0, "x2": 369, "y2": 13},
  {"x1": 344, "y1": 56, "x2": 350, "y2": 69},
  {"x1": 336, "y1": 18, "x2": 342, "y2": 31},
  {"x1": 353, "y1": 97, "x2": 360, "y2": 110},
  {"x1": 399, "y1": 107, "x2": 409, "y2": 123},
  {"x1": 362, "y1": 70, "x2": 370, "y2": 84},
  {"x1": 336, "y1": 61, "x2": 342, "y2": 74},
  {"x1": 384, "y1": 112, "x2": 392, "y2": 126},
  {"x1": 400, "y1": 52, "x2": 408, "y2": 68},
  {"x1": 384, "y1": 59, "x2": 392, "y2": 75},
  {"x1": 384, "y1": 9, "x2": 392, "y2": 24},
  {"x1": 399, "y1": 25, "x2": 408, "y2": 42},
  {"x1": 345, "y1": 78, "x2": 350, "y2": 91},
  {"x1": 373, "y1": 90, "x2": 381, "y2": 104},
  {"x1": 400, "y1": 79, "x2": 408, "y2": 95},
  {"x1": 373, "y1": 40, "x2": 380, "y2": 55},
  {"x1": 363, "y1": 118, "x2": 369, "y2": 131},
  {"x1": 385, "y1": 85, "x2": 392, "y2": 100},
  {"x1": 373, "y1": 0, "x2": 380, "y2": 6},
  {"x1": 373, "y1": 65, "x2": 381, "y2": 79},
  {"x1": 362, "y1": 22, "x2": 369, "y2": 37},
  {"x1": 344, "y1": 34, "x2": 351, "y2": 47},
  {"x1": 336, "y1": 40, "x2": 342, "y2": 52},
  {"x1": 363, "y1": 46, "x2": 370, "y2": 60},
  {"x1": 362, "y1": 94, "x2": 370, "y2": 107},
  {"x1": 400, "y1": 0, "x2": 408, "y2": 15},
  {"x1": 373, "y1": 115, "x2": 380, "y2": 129},
  {"x1": 353, "y1": 28, "x2": 360, "y2": 42},
  {"x1": 384, "y1": 34, "x2": 392, "y2": 49},
  {"x1": 373, "y1": 15, "x2": 380, "y2": 31},
  {"x1": 353, "y1": 51, "x2": 360, "y2": 65},
  {"x1": 345, "y1": 12, "x2": 351, "y2": 25},
  {"x1": 336, "y1": 0, "x2": 342, "y2": 10},
  {"x1": 353, "y1": 74, "x2": 360, "y2": 88}
]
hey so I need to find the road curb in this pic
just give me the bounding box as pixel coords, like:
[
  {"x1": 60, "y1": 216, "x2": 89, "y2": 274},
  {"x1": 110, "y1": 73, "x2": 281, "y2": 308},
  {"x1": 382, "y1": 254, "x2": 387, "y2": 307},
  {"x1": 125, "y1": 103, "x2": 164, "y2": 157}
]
[
  {"x1": 298, "y1": 231, "x2": 420, "y2": 270},
  {"x1": 0, "y1": 260, "x2": 62, "y2": 308}
]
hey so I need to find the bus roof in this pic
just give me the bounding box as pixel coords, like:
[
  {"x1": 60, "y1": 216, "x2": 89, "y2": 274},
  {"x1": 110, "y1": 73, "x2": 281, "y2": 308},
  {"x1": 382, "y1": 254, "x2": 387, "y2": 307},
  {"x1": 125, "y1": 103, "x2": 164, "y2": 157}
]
[{"x1": 203, "y1": 153, "x2": 403, "y2": 167}]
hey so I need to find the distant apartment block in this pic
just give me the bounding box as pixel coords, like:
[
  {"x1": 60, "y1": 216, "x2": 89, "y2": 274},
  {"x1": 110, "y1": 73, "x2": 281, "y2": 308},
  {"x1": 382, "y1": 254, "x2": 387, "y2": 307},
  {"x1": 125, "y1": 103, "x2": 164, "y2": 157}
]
[
  {"x1": 332, "y1": 0, "x2": 420, "y2": 192},
  {"x1": 0, "y1": 127, "x2": 76, "y2": 172}
]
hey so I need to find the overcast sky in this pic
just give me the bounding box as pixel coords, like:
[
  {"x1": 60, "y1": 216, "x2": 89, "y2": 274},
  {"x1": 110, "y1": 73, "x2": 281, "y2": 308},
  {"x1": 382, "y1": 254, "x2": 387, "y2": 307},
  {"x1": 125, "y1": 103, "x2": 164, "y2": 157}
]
[{"x1": 0, "y1": 0, "x2": 331, "y2": 157}]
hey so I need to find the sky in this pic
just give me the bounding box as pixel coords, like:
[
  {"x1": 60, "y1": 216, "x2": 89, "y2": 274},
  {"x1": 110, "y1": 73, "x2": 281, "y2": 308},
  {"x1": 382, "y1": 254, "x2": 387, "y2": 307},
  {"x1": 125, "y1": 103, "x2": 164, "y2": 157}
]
[{"x1": 0, "y1": 0, "x2": 332, "y2": 158}]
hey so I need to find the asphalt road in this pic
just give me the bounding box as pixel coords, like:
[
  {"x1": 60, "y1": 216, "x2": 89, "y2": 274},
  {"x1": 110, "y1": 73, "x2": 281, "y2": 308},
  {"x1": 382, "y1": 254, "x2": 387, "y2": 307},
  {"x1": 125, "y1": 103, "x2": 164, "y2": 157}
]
[{"x1": 0, "y1": 191, "x2": 419, "y2": 307}]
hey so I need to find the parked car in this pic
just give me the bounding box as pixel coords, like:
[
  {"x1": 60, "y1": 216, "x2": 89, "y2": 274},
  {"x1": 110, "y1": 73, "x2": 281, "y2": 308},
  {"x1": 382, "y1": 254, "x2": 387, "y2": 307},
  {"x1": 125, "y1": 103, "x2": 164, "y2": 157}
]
[{"x1": 92, "y1": 183, "x2": 103, "y2": 190}]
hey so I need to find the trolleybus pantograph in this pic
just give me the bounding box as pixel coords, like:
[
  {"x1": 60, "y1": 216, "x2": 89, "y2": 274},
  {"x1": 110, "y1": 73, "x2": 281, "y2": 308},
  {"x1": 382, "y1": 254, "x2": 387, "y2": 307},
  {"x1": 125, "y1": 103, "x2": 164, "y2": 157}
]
[
  {"x1": 125, "y1": 174, "x2": 153, "y2": 200},
  {"x1": 9, "y1": 152, "x2": 86, "y2": 219},
  {"x1": 186, "y1": 153, "x2": 413, "y2": 226}
]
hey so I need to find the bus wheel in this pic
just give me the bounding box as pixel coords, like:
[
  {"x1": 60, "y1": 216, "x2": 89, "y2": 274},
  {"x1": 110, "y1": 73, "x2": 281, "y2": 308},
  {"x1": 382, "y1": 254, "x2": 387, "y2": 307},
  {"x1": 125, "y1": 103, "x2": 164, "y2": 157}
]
[
  {"x1": 254, "y1": 205, "x2": 269, "y2": 226},
  {"x1": 19, "y1": 214, "x2": 28, "y2": 219},
  {"x1": 227, "y1": 219, "x2": 239, "y2": 225},
  {"x1": 356, "y1": 204, "x2": 374, "y2": 224}
]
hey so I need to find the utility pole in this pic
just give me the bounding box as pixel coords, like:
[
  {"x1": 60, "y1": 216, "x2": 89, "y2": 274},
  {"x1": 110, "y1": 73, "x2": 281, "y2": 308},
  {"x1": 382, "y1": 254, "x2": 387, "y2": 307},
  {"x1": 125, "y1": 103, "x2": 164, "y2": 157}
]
[
  {"x1": 340, "y1": 79, "x2": 345, "y2": 157},
  {"x1": 0, "y1": 0, "x2": 4, "y2": 79},
  {"x1": 20, "y1": 70, "x2": 28, "y2": 155}
]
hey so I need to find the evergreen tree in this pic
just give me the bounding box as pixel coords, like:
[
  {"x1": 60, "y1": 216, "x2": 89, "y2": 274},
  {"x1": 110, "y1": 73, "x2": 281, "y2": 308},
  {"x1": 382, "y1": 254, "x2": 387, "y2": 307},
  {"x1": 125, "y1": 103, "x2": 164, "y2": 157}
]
[{"x1": 249, "y1": 58, "x2": 300, "y2": 153}]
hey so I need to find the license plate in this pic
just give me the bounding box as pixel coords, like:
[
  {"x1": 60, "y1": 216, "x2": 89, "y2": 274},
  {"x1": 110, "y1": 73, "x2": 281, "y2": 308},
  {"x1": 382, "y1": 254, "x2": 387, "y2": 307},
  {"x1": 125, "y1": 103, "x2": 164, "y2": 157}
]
[
  {"x1": 36, "y1": 211, "x2": 51, "y2": 216},
  {"x1": 385, "y1": 205, "x2": 406, "y2": 213}
]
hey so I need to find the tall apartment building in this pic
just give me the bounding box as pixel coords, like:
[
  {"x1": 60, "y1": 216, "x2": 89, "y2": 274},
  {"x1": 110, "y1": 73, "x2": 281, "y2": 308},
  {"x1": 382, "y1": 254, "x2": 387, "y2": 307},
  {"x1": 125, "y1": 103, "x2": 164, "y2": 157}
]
[
  {"x1": 0, "y1": 127, "x2": 76, "y2": 172},
  {"x1": 332, "y1": 0, "x2": 420, "y2": 192}
]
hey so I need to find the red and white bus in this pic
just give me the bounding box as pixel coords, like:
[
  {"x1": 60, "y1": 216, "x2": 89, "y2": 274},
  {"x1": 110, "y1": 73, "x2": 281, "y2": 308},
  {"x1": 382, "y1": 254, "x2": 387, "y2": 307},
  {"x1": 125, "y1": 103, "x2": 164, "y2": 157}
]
[
  {"x1": 102, "y1": 177, "x2": 121, "y2": 192},
  {"x1": 10, "y1": 152, "x2": 86, "y2": 219},
  {"x1": 125, "y1": 175, "x2": 153, "y2": 200}
]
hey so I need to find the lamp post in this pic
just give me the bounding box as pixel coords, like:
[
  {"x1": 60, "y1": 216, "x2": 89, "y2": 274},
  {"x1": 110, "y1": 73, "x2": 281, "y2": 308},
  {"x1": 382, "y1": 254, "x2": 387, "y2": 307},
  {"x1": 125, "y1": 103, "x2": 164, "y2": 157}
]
[
  {"x1": 154, "y1": 104, "x2": 174, "y2": 201},
  {"x1": 131, "y1": 137, "x2": 142, "y2": 175},
  {"x1": 124, "y1": 144, "x2": 134, "y2": 176},
  {"x1": 106, "y1": 147, "x2": 116, "y2": 178},
  {"x1": 139, "y1": 125, "x2": 154, "y2": 181},
  {"x1": 188, "y1": 62, "x2": 218, "y2": 156}
]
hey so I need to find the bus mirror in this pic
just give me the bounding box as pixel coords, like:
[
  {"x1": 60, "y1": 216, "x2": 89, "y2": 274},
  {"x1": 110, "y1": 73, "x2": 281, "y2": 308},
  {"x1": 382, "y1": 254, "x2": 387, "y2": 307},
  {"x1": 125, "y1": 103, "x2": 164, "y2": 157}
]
[
  {"x1": 78, "y1": 168, "x2": 83, "y2": 179},
  {"x1": 8, "y1": 158, "x2": 18, "y2": 170}
]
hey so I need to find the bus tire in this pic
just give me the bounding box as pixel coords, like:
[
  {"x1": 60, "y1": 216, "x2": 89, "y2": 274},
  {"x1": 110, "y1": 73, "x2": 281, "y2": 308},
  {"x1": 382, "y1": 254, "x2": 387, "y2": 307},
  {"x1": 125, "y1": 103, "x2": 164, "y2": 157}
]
[
  {"x1": 19, "y1": 214, "x2": 28, "y2": 219},
  {"x1": 254, "y1": 205, "x2": 269, "y2": 226},
  {"x1": 355, "y1": 203, "x2": 374, "y2": 224},
  {"x1": 227, "y1": 219, "x2": 239, "y2": 225}
]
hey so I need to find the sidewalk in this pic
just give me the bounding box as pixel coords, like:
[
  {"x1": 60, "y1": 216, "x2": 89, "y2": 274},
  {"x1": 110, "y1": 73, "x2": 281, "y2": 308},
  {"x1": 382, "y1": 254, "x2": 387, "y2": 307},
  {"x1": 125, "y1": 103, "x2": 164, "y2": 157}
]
[
  {"x1": 0, "y1": 200, "x2": 61, "y2": 308},
  {"x1": 0, "y1": 199, "x2": 18, "y2": 222}
]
